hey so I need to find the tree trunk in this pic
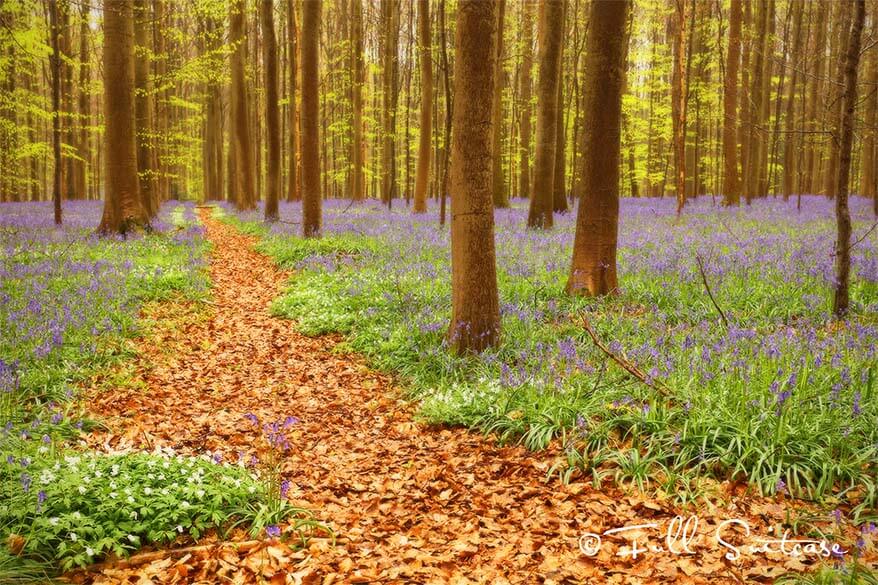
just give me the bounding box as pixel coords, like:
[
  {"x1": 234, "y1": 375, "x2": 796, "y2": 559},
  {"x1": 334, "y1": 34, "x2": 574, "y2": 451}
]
[
  {"x1": 552, "y1": 2, "x2": 568, "y2": 213},
  {"x1": 826, "y1": 1, "x2": 853, "y2": 199},
  {"x1": 439, "y1": 0, "x2": 452, "y2": 226},
  {"x1": 230, "y1": 0, "x2": 256, "y2": 210},
  {"x1": 671, "y1": 0, "x2": 689, "y2": 214},
  {"x1": 834, "y1": 0, "x2": 864, "y2": 316},
  {"x1": 722, "y1": 0, "x2": 742, "y2": 206},
  {"x1": 490, "y1": 0, "x2": 507, "y2": 209},
  {"x1": 98, "y1": 0, "x2": 148, "y2": 234},
  {"x1": 381, "y1": 0, "x2": 400, "y2": 207},
  {"x1": 447, "y1": 0, "x2": 501, "y2": 354},
  {"x1": 517, "y1": 0, "x2": 535, "y2": 201},
  {"x1": 287, "y1": 0, "x2": 300, "y2": 201},
  {"x1": 133, "y1": 0, "x2": 156, "y2": 218},
  {"x1": 75, "y1": 3, "x2": 90, "y2": 200},
  {"x1": 527, "y1": 0, "x2": 564, "y2": 228},
  {"x1": 301, "y1": 0, "x2": 322, "y2": 237},
  {"x1": 803, "y1": 1, "x2": 827, "y2": 195},
  {"x1": 566, "y1": 0, "x2": 630, "y2": 296},
  {"x1": 49, "y1": 0, "x2": 63, "y2": 224},
  {"x1": 262, "y1": 0, "x2": 281, "y2": 221},
  {"x1": 782, "y1": 0, "x2": 805, "y2": 200},
  {"x1": 413, "y1": 0, "x2": 433, "y2": 213}
]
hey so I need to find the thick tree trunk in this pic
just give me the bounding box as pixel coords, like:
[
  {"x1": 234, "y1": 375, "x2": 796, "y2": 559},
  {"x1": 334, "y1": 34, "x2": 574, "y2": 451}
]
[
  {"x1": 491, "y1": 0, "x2": 508, "y2": 208},
  {"x1": 133, "y1": 0, "x2": 156, "y2": 218},
  {"x1": 517, "y1": 0, "x2": 535, "y2": 201},
  {"x1": 722, "y1": 0, "x2": 742, "y2": 206},
  {"x1": 413, "y1": 0, "x2": 432, "y2": 213},
  {"x1": 834, "y1": 0, "x2": 865, "y2": 316},
  {"x1": 301, "y1": 0, "x2": 322, "y2": 237},
  {"x1": 98, "y1": 0, "x2": 148, "y2": 235},
  {"x1": 527, "y1": 0, "x2": 564, "y2": 228},
  {"x1": 447, "y1": 0, "x2": 501, "y2": 354},
  {"x1": 230, "y1": 0, "x2": 256, "y2": 210},
  {"x1": 566, "y1": 0, "x2": 630, "y2": 296},
  {"x1": 262, "y1": 0, "x2": 280, "y2": 221}
]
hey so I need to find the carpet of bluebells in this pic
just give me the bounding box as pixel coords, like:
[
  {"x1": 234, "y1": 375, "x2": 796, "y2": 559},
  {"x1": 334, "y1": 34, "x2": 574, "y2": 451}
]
[
  {"x1": 0, "y1": 202, "x2": 289, "y2": 576},
  {"x1": 223, "y1": 196, "x2": 878, "y2": 518}
]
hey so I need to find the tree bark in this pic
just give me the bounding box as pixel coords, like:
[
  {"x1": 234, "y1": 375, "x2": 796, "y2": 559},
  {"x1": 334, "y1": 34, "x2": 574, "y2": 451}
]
[
  {"x1": 230, "y1": 0, "x2": 256, "y2": 210},
  {"x1": 527, "y1": 0, "x2": 564, "y2": 228},
  {"x1": 381, "y1": 0, "x2": 400, "y2": 207},
  {"x1": 722, "y1": 0, "x2": 742, "y2": 206},
  {"x1": 301, "y1": 0, "x2": 322, "y2": 237},
  {"x1": 447, "y1": 0, "x2": 501, "y2": 354},
  {"x1": 287, "y1": 0, "x2": 300, "y2": 201},
  {"x1": 517, "y1": 0, "x2": 535, "y2": 201},
  {"x1": 552, "y1": 2, "x2": 568, "y2": 214},
  {"x1": 49, "y1": 0, "x2": 63, "y2": 224},
  {"x1": 781, "y1": 0, "x2": 804, "y2": 200},
  {"x1": 349, "y1": 0, "x2": 364, "y2": 202},
  {"x1": 413, "y1": 0, "x2": 433, "y2": 213},
  {"x1": 98, "y1": 0, "x2": 148, "y2": 235},
  {"x1": 566, "y1": 0, "x2": 630, "y2": 296},
  {"x1": 671, "y1": 0, "x2": 689, "y2": 214},
  {"x1": 491, "y1": 0, "x2": 508, "y2": 208},
  {"x1": 262, "y1": 0, "x2": 281, "y2": 221},
  {"x1": 133, "y1": 0, "x2": 157, "y2": 218},
  {"x1": 833, "y1": 0, "x2": 865, "y2": 316}
]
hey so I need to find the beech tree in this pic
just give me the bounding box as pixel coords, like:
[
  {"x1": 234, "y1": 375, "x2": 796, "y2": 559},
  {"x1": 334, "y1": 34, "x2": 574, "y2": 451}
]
[
  {"x1": 98, "y1": 0, "x2": 149, "y2": 235},
  {"x1": 230, "y1": 0, "x2": 255, "y2": 211},
  {"x1": 262, "y1": 0, "x2": 280, "y2": 222},
  {"x1": 301, "y1": 0, "x2": 321, "y2": 237},
  {"x1": 413, "y1": 0, "x2": 432, "y2": 213},
  {"x1": 526, "y1": 0, "x2": 564, "y2": 229},
  {"x1": 448, "y1": 0, "x2": 501, "y2": 353},
  {"x1": 833, "y1": 0, "x2": 865, "y2": 316},
  {"x1": 566, "y1": 0, "x2": 631, "y2": 296},
  {"x1": 722, "y1": 0, "x2": 741, "y2": 207}
]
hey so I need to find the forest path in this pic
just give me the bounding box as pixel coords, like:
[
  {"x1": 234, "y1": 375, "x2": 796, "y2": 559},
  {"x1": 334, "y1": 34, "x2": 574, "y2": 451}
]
[{"x1": 81, "y1": 210, "x2": 793, "y2": 584}]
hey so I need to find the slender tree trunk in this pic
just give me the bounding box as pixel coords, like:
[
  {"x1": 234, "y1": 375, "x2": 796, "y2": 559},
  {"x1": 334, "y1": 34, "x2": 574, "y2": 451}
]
[
  {"x1": 672, "y1": 0, "x2": 689, "y2": 214},
  {"x1": 349, "y1": 0, "x2": 364, "y2": 202},
  {"x1": 439, "y1": 0, "x2": 451, "y2": 226},
  {"x1": 722, "y1": 0, "x2": 742, "y2": 206},
  {"x1": 567, "y1": 0, "x2": 630, "y2": 296},
  {"x1": 552, "y1": 1, "x2": 568, "y2": 213},
  {"x1": 826, "y1": 1, "x2": 853, "y2": 199},
  {"x1": 517, "y1": 0, "x2": 535, "y2": 201},
  {"x1": 834, "y1": 0, "x2": 865, "y2": 316},
  {"x1": 99, "y1": 0, "x2": 148, "y2": 234},
  {"x1": 262, "y1": 0, "x2": 280, "y2": 221},
  {"x1": 74, "y1": 3, "x2": 90, "y2": 200},
  {"x1": 491, "y1": 0, "x2": 508, "y2": 208},
  {"x1": 287, "y1": 0, "x2": 300, "y2": 201},
  {"x1": 527, "y1": 0, "x2": 564, "y2": 228},
  {"x1": 447, "y1": 0, "x2": 501, "y2": 354},
  {"x1": 301, "y1": 0, "x2": 322, "y2": 237},
  {"x1": 413, "y1": 0, "x2": 433, "y2": 213},
  {"x1": 782, "y1": 0, "x2": 805, "y2": 200},
  {"x1": 861, "y1": 17, "x2": 878, "y2": 201},
  {"x1": 381, "y1": 0, "x2": 400, "y2": 207},
  {"x1": 48, "y1": 0, "x2": 63, "y2": 224},
  {"x1": 804, "y1": 1, "x2": 827, "y2": 195}
]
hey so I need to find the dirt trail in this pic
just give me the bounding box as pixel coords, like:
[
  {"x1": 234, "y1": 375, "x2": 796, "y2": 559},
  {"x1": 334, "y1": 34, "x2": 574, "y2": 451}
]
[{"x1": 80, "y1": 211, "x2": 818, "y2": 584}]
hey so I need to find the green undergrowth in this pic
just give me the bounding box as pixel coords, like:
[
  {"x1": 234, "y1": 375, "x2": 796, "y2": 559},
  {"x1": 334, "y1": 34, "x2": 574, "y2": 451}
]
[
  {"x1": 1, "y1": 204, "x2": 320, "y2": 580},
  {"x1": 219, "y1": 205, "x2": 878, "y2": 527}
]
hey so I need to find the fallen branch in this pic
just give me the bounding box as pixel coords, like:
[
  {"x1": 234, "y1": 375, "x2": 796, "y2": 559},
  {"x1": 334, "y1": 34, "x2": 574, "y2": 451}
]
[
  {"x1": 695, "y1": 253, "x2": 729, "y2": 330},
  {"x1": 578, "y1": 314, "x2": 672, "y2": 399}
]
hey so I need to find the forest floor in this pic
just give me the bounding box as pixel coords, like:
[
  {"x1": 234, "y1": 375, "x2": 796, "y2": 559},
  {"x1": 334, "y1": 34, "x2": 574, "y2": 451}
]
[{"x1": 70, "y1": 210, "x2": 858, "y2": 584}]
